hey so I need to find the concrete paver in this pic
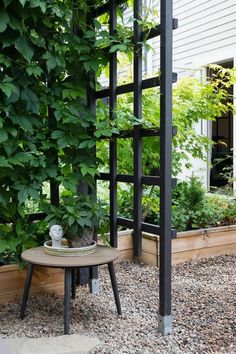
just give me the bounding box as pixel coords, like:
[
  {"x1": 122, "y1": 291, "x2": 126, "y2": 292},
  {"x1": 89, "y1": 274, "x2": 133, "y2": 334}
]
[{"x1": 0, "y1": 334, "x2": 100, "y2": 354}]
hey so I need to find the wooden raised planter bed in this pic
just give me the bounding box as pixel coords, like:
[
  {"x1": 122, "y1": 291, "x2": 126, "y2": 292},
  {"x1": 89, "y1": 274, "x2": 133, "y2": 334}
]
[
  {"x1": 140, "y1": 224, "x2": 236, "y2": 266},
  {"x1": 0, "y1": 264, "x2": 64, "y2": 305},
  {"x1": 1, "y1": 226, "x2": 235, "y2": 305}
]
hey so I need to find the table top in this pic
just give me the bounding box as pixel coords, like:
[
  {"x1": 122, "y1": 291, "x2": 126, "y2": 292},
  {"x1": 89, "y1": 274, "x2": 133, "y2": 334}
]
[{"x1": 21, "y1": 245, "x2": 120, "y2": 268}]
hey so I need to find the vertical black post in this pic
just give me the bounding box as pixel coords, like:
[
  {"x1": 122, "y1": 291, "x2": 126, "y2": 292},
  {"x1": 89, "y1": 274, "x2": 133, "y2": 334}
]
[
  {"x1": 20, "y1": 264, "x2": 34, "y2": 319},
  {"x1": 86, "y1": 7, "x2": 99, "y2": 288},
  {"x1": 133, "y1": 0, "x2": 143, "y2": 256},
  {"x1": 64, "y1": 268, "x2": 72, "y2": 335},
  {"x1": 109, "y1": 0, "x2": 118, "y2": 248},
  {"x1": 71, "y1": 268, "x2": 77, "y2": 300},
  {"x1": 159, "y1": 0, "x2": 173, "y2": 335}
]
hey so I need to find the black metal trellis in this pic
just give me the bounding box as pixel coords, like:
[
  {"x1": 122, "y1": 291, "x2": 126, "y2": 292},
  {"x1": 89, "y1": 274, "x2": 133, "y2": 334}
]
[
  {"x1": 94, "y1": 0, "x2": 178, "y2": 334},
  {"x1": 28, "y1": 0, "x2": 177, "y2": 335}
]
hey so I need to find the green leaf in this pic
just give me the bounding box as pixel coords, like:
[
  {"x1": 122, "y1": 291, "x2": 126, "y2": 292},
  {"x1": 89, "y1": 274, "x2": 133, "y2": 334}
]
[
  {"x1": 15, "y1": 36, "x2": 34, "y2": 62},
  {"x1": 68, "y1": 216, "x2": 75, "y2": 226},
  {"x1": 78, "y1": 140, "x2": 96, "y2": 149},
  {"x1": 28, "y1": 186, "x2": 39, "y2": 200},
  {"x1": 0, "y1": 156, "x2": 12, "y2": 168},
  {"x1": 18, "y1": 188, "x2": 28, "y2": 204},
  {"x1": 0, "y1": 82, "x2": 18, "y2": 98},
  {"x1": 7, "y1": 157, "x2": 24, "y2": 167},
  {"x1": 109, "y1": 44, "x2": 127, "y2": 53},
  {"x1": 62, "y1": 88, "x2": 85, "y2": 99},
  {"x1": 0, "y1": 240, "x2": 9, "y2": 253},
  {"x1": 51, "y1": 130, "x2": 65, "y2": 139},
  {"x1": 9, "y1": 14, "x2": 22, "y2": 33},
  {"x1": 0, "y1": 54, "x2": 11, "y2": 67},
  {"x1": 19, "y1": 0, "x2": 27, "y2": 7},
  {"x1": 29, "y1": 0, "x2": 47, "y2": 13},
  {"x1": 0, "y1": 10, "x2": 10, "y2": 33},
  {"x1": 26, "y1": 64, "x2": 42, "y2": 76},
  {"x1": 7, "y1": 127, "x2": 18, "y2": 137},
  {"x1": 3, "y1": 138, "x2": 18, "y2": 156},
  {"x1": 21, "y1": 89, "x2": 39, "y2": 113},
  {"x1": 45, "y1": 167, "x2": 57, "y2": 178},
  {"x1": 9, "y1": 152, "x2": 32, "y2": 167},
  {"x1": 42, "y1": 52, "x2": 58, "y2": 72},
  {"x1": 6, "y1": 89, "x2": 20, "y2": 104},
  {"x1": 10, "y1": 115, "x2": 33, "y2": 132},
  {"x1": 0, "y1": 129, "x2": 8, "y2": 143}
]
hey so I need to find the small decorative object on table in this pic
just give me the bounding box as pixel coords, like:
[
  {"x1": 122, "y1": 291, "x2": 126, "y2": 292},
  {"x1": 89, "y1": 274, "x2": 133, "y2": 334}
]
[
  {"x1": 49, "y1": 224, "x2": 63, "y2": 248},
  {"x1": 41, "y1": 194, "x2": 107, "y2": 257}
]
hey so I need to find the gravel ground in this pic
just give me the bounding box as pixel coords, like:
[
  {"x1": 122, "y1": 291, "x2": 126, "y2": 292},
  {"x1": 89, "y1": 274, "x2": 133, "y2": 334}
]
[{"x1": 0, "y1": 254, "x2": 235, "y2": 353}]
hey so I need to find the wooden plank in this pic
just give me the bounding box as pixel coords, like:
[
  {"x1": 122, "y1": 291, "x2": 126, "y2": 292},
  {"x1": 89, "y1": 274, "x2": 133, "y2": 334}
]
[
  {"x1": 172, "y1": 243, "x2": 236, "y2": 265},
  {"x1": 172, "y1": 230, "x2": 236, "y2": 253},
  {"x1": 0, "y1": 283, "x2": 64, "y2": 305},
  {"x1": 137, "y1": 251, "x2": 158, "y2": 267},
  {"x1": 142, "y1": 238, "x2": 158, "y2": 255},
  {"x1": 0, "y1": 264, "x2": 19, "y2": 273},
  {"x1": 118, "y1": 234, "x2": 133, "y2": 251},
  {"x1": 0, "y1": 266, "x2": 64, "y2": 305},
  {"x1": 172, "y1": 234, "x2": 208, "y2": 253},
  {"x1": 116, "y1": 249, "x2": 133, "y2": 262},
  {"x1": 207, "y1": 231, "x2": 236, "y2": 247}
]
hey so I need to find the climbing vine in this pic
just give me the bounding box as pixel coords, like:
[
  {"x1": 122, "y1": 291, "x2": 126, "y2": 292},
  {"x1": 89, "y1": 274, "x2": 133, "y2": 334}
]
[{"x1": 0, "y1": 0, "x2": 130, "y2": 261}]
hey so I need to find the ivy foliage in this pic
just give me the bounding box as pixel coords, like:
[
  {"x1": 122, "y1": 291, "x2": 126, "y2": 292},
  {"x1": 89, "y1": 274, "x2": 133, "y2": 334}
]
[{"x1": 0, "y1": 0, "x2": 123, "y2": 261}]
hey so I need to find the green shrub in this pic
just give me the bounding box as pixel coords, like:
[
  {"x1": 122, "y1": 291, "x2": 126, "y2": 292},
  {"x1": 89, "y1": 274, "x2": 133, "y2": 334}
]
[
  {"x1": 117, "y1": 185, "x2": 160, "y2": 225},
  {"x1": 116, "y1": 176, "x2": 236, "y2": 232},
  {"x1": 172, "y1": 177, "x2": 230, "y2": 231}
]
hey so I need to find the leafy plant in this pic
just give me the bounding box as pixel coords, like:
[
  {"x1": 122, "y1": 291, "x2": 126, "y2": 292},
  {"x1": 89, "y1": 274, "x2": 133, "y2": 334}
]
[
  {"x1": 41, "y1": 194, "x2": 108, "y2": 248},
  {"x1": 172, "y1": 177, "x2": 227, "y2": 231}
]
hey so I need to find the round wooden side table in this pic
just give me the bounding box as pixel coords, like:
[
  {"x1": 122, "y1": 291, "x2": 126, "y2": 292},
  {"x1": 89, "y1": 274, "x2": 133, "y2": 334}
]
[{"x1": 20, "y1": 245, "x2": 121, "y2": 334}]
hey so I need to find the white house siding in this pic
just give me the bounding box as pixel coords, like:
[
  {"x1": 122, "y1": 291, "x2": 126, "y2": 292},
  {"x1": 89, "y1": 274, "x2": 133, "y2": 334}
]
[
  {"x1": 149, "y1": 0, "x2": 236, "y2": 189},
  {"x1": 151, "y1": 0, "x2": 236, "y2": 71}
]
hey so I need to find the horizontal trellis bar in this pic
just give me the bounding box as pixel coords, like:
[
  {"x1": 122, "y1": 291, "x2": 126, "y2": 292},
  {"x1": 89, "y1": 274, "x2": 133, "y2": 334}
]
[
  {"x1": 97, "y1": 173, "x2": 177, "y2": 187},
  {"x1": 140, "y1": 19, "x2": 178, "y2": 42},
  {"x1": 100, "y1": 19, "x2": 178, "y2": 54},
  {"x1": 98, "y1": 126, "x2": 177, "y2": 139},
  {"x1": 27, "y1": 213, "x2": 46, "y2": 222},
  {"x1": 95, "y1": 0, "x2": 127, "y2": 16},
  {"x1": 95, "y1": 74, "x2": 177, "y2": 99},
  {"x1": 117, "y1": 217, "x2": 177, "y2": 238}
]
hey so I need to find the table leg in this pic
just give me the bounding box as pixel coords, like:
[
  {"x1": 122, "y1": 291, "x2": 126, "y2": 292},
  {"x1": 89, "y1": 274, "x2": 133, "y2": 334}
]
[
  {"x1": 89, "y1": 266, "x2": 99, "y2": 294},
  {"x1": 64, "y1": 268, "x2": 72, "y2": 335},
  {"x1": 108, "y1": 262, "x2": 122, "y2": 315},
  {"x1": 71, "y1": 268, "x2": 77, "y2": 300},
  {"x1": 20, "y1": 263, "x2": 34, "y2": 319}
]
